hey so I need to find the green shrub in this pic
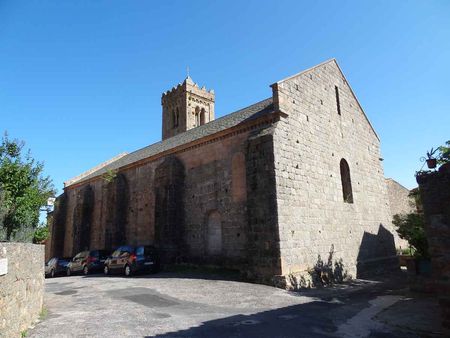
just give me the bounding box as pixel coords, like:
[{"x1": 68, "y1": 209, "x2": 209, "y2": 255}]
[
  {"x1": 438, "y1": 140, "x2": 450, "y2": 165},
  {"x1": 33, "y1": 226, "x2": 49, "y2": 244},
  {"x1": 393, "y1": 213, "x2": 429, "y2": 259}
]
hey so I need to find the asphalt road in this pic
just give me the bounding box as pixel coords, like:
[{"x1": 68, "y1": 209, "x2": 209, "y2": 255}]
[{"x1": 27, "y1": 271, "x2": 430, "y2": 337}]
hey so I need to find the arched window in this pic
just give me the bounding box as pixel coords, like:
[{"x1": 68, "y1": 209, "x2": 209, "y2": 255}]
[
  {"x1": 195, "y1": 106, "x2": 200, "y2": 127},
  {"x1": 340, "y1": 159, "x2": 353, "y2": 203},
  {"x1": 200, "y1": 108, "x2": 206, "y2": 125},
  {"x1": 207, "y1": 211, "x2": 222, "y2": 255},
  {"x1": 175, "y1": 107, "x2": 179, "y2": 127}
]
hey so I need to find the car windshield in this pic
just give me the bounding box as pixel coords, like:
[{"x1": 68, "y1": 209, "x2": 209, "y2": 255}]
[
  {"x1": 120, "y1": 246, "x2": 134, "y2": 254},
  {"x1": 111, "y1": 249, "x2": 121, "y2": 257},
  {"x1": 74, "y1": 251, "x2": 87, "y2": 259}
]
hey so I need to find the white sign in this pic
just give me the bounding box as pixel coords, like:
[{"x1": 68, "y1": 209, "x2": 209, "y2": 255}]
[
  {"x1": 47, "y1": 197, "x2": 56, "y2": 207},
  {"x1": 0, "y1": 258, "x2": 7, "y2": 276}
]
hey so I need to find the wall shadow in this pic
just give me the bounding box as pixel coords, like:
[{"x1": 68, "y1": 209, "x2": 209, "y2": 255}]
[
  {"x1": 287, "y1": 244, "x2": 349, "y2": 290},
  {"x1": 146, "y1": 300, "x2": 342, "y2": 338},
  {"x1": 356, "y1": 224, "x2": 399, "y2": 279}
]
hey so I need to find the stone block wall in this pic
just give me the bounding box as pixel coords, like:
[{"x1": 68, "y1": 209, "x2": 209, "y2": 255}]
[
  {"x1": 48, "y1": 60, "x2": 398, "y2": 286},
  {"x1": 271, "y1": 60, "x2": 397, "y2": 286},
  {"x1": 416, "y1": 166, "x2": 450, "y2": 332},
  {"x1": 245, "y1": 127, "x2": 282, "y2": 282},
  {"x1": 385, "y1": 178, "x2": 416, "y2": 249},
  {"x1": 51, "y1": 124, "x2": 272, "y2": 273},
  {"x1": 0, "y1": 243, "x2": 44, "y2": 338}
]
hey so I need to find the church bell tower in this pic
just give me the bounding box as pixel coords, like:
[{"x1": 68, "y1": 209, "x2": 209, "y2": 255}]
[{"x1": 161, "y1": 76, "x2": 215, "y2": 140}]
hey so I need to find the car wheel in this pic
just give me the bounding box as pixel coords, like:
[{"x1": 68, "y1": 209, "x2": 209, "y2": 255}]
[
  {"x1": 50, "y1": 269, "x2": 55, "y2": 278},
  {"x1": 83, "y1": 265, "x2": 89, "y2": 275},
  {"x1": 124, "y1": 264, "x2": 131, "y2": 277},
  {"x1": 66, "y1": 268, "x2": 71, "y2": 276},
  {"x1": 104, "y1": 265, "x2": 109, "y2": 275}
]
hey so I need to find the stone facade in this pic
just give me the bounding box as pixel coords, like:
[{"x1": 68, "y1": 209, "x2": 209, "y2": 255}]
[
  {"x1": 270, "y1": 61, "x2": 397, "y2": 286},
  {"x1": 50, "y1": 104, "x2": 282, "y2": 280},
  {"x1": 385, "y1": 178, "x2": 416, "y2": 249},
  {"x1": 0, "y1": 243, "x2": 44, "y2": 338},
  {"x1": 49, "y1": 59, "x2": 401, "y2": 286}
]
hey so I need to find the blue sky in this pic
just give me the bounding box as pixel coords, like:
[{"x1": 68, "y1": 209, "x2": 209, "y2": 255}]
[{"x1": 1, "y1": 0, "x2": 449, "y2": 194}]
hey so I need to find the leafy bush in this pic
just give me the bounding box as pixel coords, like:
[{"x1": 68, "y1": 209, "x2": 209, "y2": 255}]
[
  {"x1": 33, "y1": 226, "x2": 49, "y2": 244},
  {"x1": 438, "y1": 140, "x2": 450, "y2": 165},
  {"x1": 102, "y1": 169, "x2": 117, "y2": 183},
  {"x1": 393, "y1": 213, "x2": 429, "y2": 259},
  {"x1": 397, "y1": 247, "x2": 415, "y2": 256}
]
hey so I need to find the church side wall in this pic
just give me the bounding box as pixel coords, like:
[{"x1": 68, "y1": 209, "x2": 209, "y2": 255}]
[
  {"x1": 272, "y1": 61, "x2": 397, "y2": 286},
  {"x1": 57, "y1": 128, "x2": 262, "y2": 271}
]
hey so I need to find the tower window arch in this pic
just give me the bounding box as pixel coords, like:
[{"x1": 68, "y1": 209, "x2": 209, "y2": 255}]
[
  {"x1": 195, "y1": 106, "x2": 200, "y2": 127},
  {"x1": 172, "y1": 108, "x2": 179, "y2": 128},
  {"x1": 340, "y1": 158, "x2": 353, "y2": 203},
  {"x1": 200, "y1": 108, "x2": 206, "y2": 125}
]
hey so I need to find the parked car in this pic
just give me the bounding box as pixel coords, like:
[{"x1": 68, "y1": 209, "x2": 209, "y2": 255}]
[
  {"x1": 45, "y1": 257, "x2": 72, "y2": 278},
  {"x1": 104, "y1": 245, "x2": 159, "y2": 276},
  {"x1": 67, "y1": 249, "x2": 111, "y2": 276}
]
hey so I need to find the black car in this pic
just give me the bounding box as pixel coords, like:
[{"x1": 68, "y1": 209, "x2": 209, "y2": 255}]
[
  {"x1": 104, "y1": 245, "x2": 159, "y2": 276},
  {"x1": 45, "y1": 257, "x2": 71, "y2": 278},
  {"x1": 67, "y1": 249, "x2": 111, "y2": 276}
]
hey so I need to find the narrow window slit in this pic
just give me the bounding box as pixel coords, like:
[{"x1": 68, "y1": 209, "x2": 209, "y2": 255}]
[{"x1": 335, "y1": 86, "x2": 341, "y2": 115}]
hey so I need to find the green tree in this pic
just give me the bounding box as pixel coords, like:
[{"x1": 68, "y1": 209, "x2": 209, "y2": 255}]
[
  {"x1": 438, "y1": 140, "x2": 450, "y2": 165},
  {"x1": 0, "y1": 133, "x2": 55, "y2": 240},
  {"x1": 393, "y1": 213, "x2": 429, "y2": 258}
]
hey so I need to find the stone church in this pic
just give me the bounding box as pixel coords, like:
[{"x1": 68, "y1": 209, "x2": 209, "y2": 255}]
[{"x1": 48, "y1": 59, "x2": 400, "y2": 286}]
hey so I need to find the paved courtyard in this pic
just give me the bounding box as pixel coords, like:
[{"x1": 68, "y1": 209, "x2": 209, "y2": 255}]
[{"x1": 28, "y1": 272, "x2": 441, "y2": 337}]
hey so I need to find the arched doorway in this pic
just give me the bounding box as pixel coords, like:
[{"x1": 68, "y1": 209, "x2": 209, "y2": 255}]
[{"x1": 207, "y1": 211, "x2": 222, "y2": 255}]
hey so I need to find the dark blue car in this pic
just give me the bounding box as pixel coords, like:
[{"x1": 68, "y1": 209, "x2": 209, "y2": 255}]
[
  {"x1": 104, "y1": 245, "x2": 159, "y2": 276},
  {"x1": 45, "y1": 257, "x2": 71, "y2": 278}
]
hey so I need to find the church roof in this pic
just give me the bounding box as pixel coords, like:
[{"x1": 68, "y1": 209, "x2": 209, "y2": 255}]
[{"x1": 65, "y1": 97, "x2": 274, "y2": 187}]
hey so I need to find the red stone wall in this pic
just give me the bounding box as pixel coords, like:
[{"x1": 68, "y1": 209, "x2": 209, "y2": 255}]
[{"x1": 54, "y1": 127, "x2": 263, "y2": 271}]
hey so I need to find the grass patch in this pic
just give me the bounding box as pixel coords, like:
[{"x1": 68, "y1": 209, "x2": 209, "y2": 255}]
[
  {"x1": 397, "y1": 247, "x2": 416, "y2": 256},
  {"x1": 39, "y1": 307, "x2": 48, "y2": 320},
  {"x1": 21, "y1": 330, "x2": 28, "y2": 337}
]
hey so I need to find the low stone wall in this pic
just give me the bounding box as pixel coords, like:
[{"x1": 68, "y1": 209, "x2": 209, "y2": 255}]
[{"x1": 0, "y1": 243, "x2": 44, "y2": 338}]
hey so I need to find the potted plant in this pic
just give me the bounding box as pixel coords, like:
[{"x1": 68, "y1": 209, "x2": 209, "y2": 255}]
[{"x1": 425, "y1": 147, "x2": 438, "y2": 169}]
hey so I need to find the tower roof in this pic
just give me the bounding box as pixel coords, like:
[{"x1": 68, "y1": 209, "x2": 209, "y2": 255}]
[{"x1": 184, "y1": 75, "x2": 194, "y2": 85}]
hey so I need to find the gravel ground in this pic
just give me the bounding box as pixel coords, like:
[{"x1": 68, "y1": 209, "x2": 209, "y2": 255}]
[{"x1": 27, "y1": 271, "x2": 441, "y2": 337}]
